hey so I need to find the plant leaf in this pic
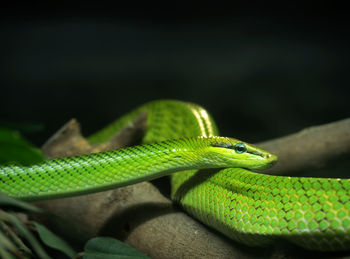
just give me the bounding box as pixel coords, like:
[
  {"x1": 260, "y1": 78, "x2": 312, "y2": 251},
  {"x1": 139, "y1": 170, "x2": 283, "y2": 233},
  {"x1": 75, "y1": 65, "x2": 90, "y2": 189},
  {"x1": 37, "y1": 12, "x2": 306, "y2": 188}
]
[
  {"x1": 0, "y1": 121, "x2": 44, "y2": 135},
  {"x1": 0, "y1": 128, "x2": 45, "y2": 166},
  {"x1": 0, "y1": 194, "x2": 41, "y2": 213},
  {"x1": 33, "y1": 222, "x2": 76, "y2": 258},
  {"x1": 83, "y1": 237, "x2": 149, "y2": 259},
  {"x1": 1, "y1": 212, "x2": 50, "y2": 259}
]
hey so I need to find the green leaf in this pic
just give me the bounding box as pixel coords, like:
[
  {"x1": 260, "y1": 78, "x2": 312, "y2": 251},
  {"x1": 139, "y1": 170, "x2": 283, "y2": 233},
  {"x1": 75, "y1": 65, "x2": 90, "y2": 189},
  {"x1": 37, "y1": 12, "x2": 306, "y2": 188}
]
[
  {"x1": 0, "y1": 128, "x2": 45, "y2": 166},
  {"x1": 0, "y1": 194, "x2": 41, "y2": 213},
  {"x1": 83, "y1": 237, "x2": 150, "y2": 259},
  {"x1": 1, "y1": 212, "x2": 50, "y2": 259},
  {"x1": 0, "y1": 121, "x2": 44, "y2": 135},
  {"x1": 33, "y1": 222, "x2": 76, "y2": 259}
]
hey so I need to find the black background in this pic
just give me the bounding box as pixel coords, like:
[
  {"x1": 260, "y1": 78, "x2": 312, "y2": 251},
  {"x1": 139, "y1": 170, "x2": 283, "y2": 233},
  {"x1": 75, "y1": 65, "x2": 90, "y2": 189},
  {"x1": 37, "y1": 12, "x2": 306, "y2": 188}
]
[{"x1": 1, "y1": 4, "x2": 349, "y2": 146}]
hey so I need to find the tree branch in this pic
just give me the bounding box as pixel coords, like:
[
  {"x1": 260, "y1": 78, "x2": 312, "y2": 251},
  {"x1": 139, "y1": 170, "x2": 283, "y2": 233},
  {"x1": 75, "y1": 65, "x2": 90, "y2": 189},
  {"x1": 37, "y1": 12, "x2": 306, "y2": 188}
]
[{"x1": 258, "y1": 118, "x2": 350, "y2": 176}]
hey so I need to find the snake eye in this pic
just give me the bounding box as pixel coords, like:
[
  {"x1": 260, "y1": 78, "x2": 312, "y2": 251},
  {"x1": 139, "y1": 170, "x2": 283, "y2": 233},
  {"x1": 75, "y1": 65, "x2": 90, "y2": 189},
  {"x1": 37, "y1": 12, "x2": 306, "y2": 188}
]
[{"x1": 234, "y1": 143, "x2": 246, "y2": 154}]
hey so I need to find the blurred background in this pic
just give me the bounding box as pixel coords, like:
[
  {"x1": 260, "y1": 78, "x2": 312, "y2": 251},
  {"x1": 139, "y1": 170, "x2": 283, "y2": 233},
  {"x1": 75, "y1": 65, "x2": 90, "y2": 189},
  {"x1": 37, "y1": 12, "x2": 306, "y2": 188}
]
[{"x1": 1, "y1": 4, "x2": 349, "y2": 146}]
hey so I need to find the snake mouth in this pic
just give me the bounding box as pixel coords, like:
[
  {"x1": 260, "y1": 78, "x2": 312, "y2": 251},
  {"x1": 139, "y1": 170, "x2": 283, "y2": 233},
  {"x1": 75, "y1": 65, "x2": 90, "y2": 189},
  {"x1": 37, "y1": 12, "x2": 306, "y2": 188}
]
[
  {"x1": 259, "y1": 153, "x2": 278, "y2": 169},
  {"x1": 244, "y1": 150, "x2": 278, "y2": 170},
  {"x1": 247, "y1": 149, "x2": 277, "y2": 162}
]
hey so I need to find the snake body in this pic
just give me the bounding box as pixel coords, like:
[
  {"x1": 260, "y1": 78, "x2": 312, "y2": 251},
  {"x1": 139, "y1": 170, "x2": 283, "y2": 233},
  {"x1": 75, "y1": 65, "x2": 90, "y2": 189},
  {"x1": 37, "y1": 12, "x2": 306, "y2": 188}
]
[{"x1": 0, "y1": 100, "x2": 349, "y2": 251}]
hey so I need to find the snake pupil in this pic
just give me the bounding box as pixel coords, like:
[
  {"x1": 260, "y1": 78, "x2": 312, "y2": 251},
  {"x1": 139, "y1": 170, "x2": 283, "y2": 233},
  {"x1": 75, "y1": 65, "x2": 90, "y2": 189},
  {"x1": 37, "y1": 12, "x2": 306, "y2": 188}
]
[{"x1": 234, "y1": 143, "x2": 246, "y2": 154}]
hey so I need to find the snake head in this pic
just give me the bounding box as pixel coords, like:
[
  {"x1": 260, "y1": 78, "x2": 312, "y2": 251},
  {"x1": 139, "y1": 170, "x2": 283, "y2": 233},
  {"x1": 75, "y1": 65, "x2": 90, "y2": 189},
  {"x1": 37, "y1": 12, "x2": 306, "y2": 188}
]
[{"x1": 207, "y1": 137, "x2": 277, "y2": 170}]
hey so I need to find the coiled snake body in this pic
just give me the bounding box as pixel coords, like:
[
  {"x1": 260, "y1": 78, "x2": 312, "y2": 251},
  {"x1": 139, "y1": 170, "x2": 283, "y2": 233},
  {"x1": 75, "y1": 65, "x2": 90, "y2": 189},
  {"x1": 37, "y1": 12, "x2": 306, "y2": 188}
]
[{"x1": 1, "y1": 100, "x2": 349, "y2": 251}]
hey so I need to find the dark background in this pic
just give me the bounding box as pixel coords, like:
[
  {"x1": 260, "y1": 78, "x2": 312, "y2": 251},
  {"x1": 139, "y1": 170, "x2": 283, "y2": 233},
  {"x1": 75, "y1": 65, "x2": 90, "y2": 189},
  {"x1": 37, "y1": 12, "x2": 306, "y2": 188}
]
[{"x1": 1, "y1": 4, "x2": 349, "y2": 146}]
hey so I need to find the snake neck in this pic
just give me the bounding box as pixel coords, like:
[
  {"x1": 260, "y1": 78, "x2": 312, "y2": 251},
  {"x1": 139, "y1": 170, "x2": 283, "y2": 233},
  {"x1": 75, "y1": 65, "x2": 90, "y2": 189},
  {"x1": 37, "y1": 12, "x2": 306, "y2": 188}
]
[{"x1": 0, "y1": 137, "x2": 227, "y2": 201}]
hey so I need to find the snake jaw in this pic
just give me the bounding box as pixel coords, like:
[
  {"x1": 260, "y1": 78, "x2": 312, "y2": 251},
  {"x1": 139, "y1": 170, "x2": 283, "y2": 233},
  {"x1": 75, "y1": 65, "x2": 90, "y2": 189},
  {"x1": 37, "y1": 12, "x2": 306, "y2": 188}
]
[
  {"x1": 246, "y1": 146, "x2": 278, "y2": 170},
  {"x1": 254, "y1": 152, "x2": 278, "y2": 170},
  {"x1": 207, "y1": 137, "x2": 278, "y2": 170}
]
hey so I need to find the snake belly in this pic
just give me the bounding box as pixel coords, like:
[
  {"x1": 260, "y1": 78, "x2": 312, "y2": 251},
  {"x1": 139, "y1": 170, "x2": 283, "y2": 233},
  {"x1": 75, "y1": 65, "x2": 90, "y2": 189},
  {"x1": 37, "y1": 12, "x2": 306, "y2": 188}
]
[{"x1": 1, "y1": 100, "x2": 350, "y2": 251}]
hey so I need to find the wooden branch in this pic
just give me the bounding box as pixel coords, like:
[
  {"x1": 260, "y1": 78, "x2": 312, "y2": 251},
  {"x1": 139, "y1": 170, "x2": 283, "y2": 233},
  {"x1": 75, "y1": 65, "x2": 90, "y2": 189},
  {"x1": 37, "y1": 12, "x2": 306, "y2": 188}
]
[
  {"x1": 258, "y1": 118, "x2": 350, "y2": 176},
  {"x1": 31, "y1": 116, "x2": 350, "y2": 258}
]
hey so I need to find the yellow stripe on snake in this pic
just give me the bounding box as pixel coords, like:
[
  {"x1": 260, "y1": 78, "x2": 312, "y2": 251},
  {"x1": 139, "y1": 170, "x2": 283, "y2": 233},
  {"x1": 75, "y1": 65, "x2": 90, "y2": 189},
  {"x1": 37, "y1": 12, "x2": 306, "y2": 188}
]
[{"x1": 0, "y1": 100, "x2": 349, "y2": 251}]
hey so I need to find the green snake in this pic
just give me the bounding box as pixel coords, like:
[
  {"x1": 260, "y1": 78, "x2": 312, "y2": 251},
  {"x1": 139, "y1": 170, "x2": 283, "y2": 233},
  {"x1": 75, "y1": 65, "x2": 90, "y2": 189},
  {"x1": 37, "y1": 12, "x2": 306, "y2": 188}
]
[{"x1": 0, "y1": 100, "x2": 349, "y2": 251}]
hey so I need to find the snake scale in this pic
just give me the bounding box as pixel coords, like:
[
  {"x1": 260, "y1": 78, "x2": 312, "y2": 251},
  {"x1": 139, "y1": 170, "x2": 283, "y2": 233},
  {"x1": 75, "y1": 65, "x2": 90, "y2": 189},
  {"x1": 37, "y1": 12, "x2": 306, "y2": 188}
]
[{"x1": 0, "y1": 100, "x2": 349, "y2": 251}]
